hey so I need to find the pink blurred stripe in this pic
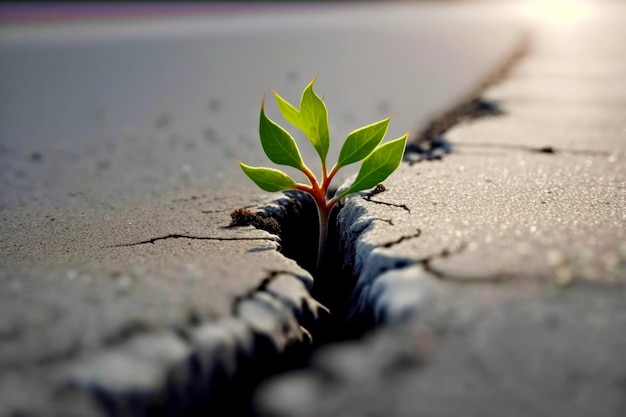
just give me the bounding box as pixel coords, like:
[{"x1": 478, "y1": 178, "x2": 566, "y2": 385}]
[{"x1": 0, "y1": 3, "x2": 324, "y2": 23}]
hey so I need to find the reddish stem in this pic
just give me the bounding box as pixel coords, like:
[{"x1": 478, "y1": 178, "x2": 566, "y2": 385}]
[
  {"x1": 296, "y1": 162, "x2": 342, "y2": 272},
  {"x1": 323, "y1": 164, "x2": 339, "y2": 191},
  {"x1": 300, "y1": 164, "x2": 321, "y2": 194}
]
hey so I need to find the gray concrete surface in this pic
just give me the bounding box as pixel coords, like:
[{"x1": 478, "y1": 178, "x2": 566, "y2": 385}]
[
  {"x1": 0, "y1": 2, "x2": 522, "y2": 213},
  {"x1": 257, "y1": 279, "x2": 626, "y2": 417},
  {"x1": 0, "y1": 3, "x2": 527, "y2": 416},
  {"x1": 255, "y1": 2, "x2": 626, "y2": 416}
]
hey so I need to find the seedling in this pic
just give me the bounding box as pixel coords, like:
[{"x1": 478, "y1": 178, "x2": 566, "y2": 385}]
[{"x1": 239, "y1": 77, "x2": 407, "y2": 271}]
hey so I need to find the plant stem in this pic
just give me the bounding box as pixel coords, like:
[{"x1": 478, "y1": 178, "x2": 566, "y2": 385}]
[
  {"x1": 316, "y1": 203, "x2": 329, "y2": 273},
  {"x1": 323, "y1": 164, "x2": 339, "y2": 191},
  {"x1": 300, "y1": 164, "x2": 321, "y2": 194}
]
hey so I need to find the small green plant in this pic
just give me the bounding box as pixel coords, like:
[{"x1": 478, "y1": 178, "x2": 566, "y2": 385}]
[{"x1": 239, "y1": 77, "x2": 407, "y2": 271}]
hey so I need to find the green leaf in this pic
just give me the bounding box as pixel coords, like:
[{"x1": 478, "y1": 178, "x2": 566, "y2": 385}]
[
  {"x1": 337, "y1": 118, "x2": 391, "y2": 168},
  {"x1": 299, "y1": 78, "x2": 330, "y2": 164},
  {"x1": 239, "y1": 162, "x2": 296, "y2": 192},
  {"x1": 273, "y1": 90, "x2": 302, "y2": 129},
  {"x1": 339, "y1": 133, "x2": 407, "y2": 198},
  {"x1": 259, "y1": 101, "x2": 304, "y2": 169}
]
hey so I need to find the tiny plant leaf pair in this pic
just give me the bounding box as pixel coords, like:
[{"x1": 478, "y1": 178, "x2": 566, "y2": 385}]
[{"x1": 239, "y1": 77, "x2": 407, "y2": 271}]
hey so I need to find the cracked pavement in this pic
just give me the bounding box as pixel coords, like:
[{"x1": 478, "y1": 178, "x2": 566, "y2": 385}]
[
  {"x1": 255, "y1": 2, "x2": 626, "y2": 417},
  {"x1": 0, "y1": 188, "x2": 314, "y2": 415},
  {"x1": 0, "y1": 2, "x2": 529, "y2": 416},
  {"x1": 3, "y1": 1, "x2": 625, "y2": 416}
]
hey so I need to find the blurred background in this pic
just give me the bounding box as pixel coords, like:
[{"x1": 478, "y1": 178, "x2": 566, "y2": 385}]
[{"x1": 0, "y1": 1, "x2": 588, "y2": 214}]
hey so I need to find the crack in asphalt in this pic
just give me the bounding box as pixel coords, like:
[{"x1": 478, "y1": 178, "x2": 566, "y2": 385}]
[
  {"x1": 410, "y1": 35, "x2": 528, "y2": 147},
  {"x1": 56, "y1": 37, "x2": 531, "y2": 416},
  {"x1": 453, "y1": 142, "x2": 612, "y2": 157},
  {"x1": 380, "y1": 229, "x2": 422, "y2": 248},
  {"x1": 401, "y1": 36, "x2": 529, "y2": 169},
  {"x1": 201, "y1": 202, "x2": 261, "y2": 214},
  {"x1": 232, "y1": 270, "x2": 283, "y2": 312},
  {"x1": 415, "y1": 98, "x2": 506, "y2": 146},
  {"x1": 420, "y1": 242, "x2": 506, "y2": 284},
  {"x1": 374, "y1": 218, "x2": 395, "y2": 226},
  {"x1": 359, "y1": 184, "x2": 410, "y2": 213},
  {"x1": 235, "y1": 270, "x2": 302, "y2": 304},
  {"x1": 107, "y1": 234, "x2": 277, "y2": 248},
  {"x1": 363, "y1": 196, "x2": 411, "y2": 213}
]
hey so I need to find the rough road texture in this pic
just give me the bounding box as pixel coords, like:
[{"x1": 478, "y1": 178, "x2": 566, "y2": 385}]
[
  {"x1": 256, "y1": 4, "x2": 626, "y2": 417},
  {"x1": 0, "y1": 188, "x2": 327, "y2": 416},
  {"x1": 0, "y1": 3, "x2": 529, "y2": 415}
]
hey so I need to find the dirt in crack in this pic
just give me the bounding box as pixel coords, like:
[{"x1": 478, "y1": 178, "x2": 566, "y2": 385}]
[
  {"x1": 188, "y1": 38, "x2": 531, "y2": 417},
  {"x1": 107, "y1": 234, "x2": 277, "y2": 248},
  {"x1": 243, "y1": 191, "x2": 359, "y2": 340},
  {"x1": 217, "y1": 191, "x2": 367, "y2": 416}
]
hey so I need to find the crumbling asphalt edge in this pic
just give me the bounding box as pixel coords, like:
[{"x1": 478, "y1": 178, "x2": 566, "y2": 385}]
[
  {"x1": 14, "y1": 195, "x2": 328, "y2": 417},
  {"x1": 333, "y1": 35, "x2": 531, "y2": 330},
  {"x1": 10, "y1": 31, "x2": 532, "y2": 417}
]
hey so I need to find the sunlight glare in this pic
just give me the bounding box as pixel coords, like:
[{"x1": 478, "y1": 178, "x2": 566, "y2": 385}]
[{"x1": 525, "y1": 0, "x2": 593, "y2": 24}]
